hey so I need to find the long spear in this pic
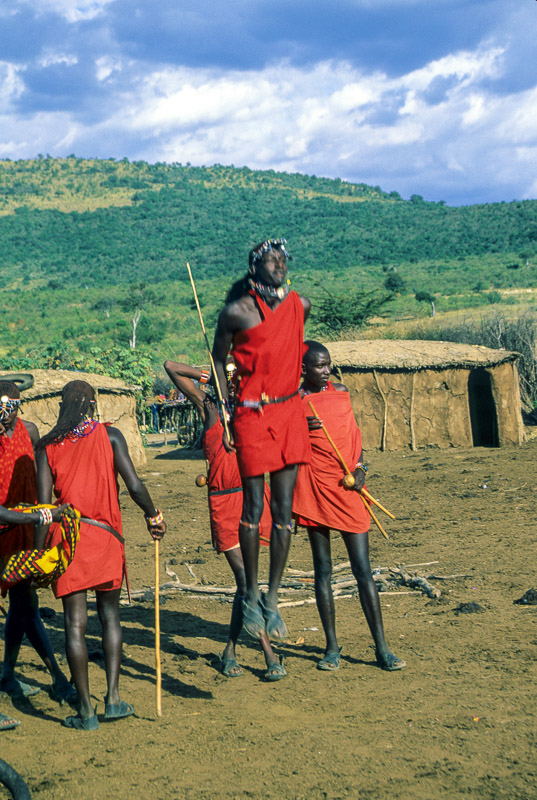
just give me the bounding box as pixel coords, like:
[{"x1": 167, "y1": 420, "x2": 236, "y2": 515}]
[
  {"x1": 186, "y1": 262, "x2": 232, "y2": 443},
  {"x1": 307, "y1": 399, "x2": 391, "y2": 540},
  {"x1": 155, "y1": 538, "x2": 162, "y2": 717}
]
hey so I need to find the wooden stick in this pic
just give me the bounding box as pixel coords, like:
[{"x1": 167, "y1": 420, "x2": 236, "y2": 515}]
[
  {"x1": 186, "y1": 261, "x2": 232, "y2": 442},
  {"x1": 155, "y1": 539, "x2": 162, "y2": 717},
  {"x1": 360, "y1": 488, "x2": 396, "y2": 520},
  {"x1": 360, "y1": 493, "x2": 390, "y2": 540}
]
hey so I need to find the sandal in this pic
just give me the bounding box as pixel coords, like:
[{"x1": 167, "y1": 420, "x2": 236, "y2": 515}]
[
  {"x1": 50, "y1": 682, "x2": 78, "y2": 706},
  {"x1": 103, "y1": 701, "x2": 135, "y2": 720},
  {"x1": 241, "y1": 598, "x2": 266, "y2": 639},
  {"x1": 376, "y1": 651, "x2": 406, "y2": 671},
  {"x1": 264, "y1": 657, "x2": 286, "y2": 682},
  {"x1": 0, "y1": 712, "x2": 20, "y2": 731},
  {"x1": 259, "y1": 594, "x2": 288, "y2": 639},
  {"x1": 317, "y1": 647, "x2": 342, "y2": 671},
  {"x1": 219, "y1": 656, "x2": 244, "y2": 678},
  {"x1": 0, "y1": 679, "x2": 40, "y2": 698},
  {"x1": 62, "y1": 708, "x2": 99, "y2": 731}
]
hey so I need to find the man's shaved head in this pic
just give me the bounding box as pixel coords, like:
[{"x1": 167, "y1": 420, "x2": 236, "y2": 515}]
[
  {"x1": 0, "y1": 381, "x2": 20, "y2": 399},
  {"x1": 303, "y1": 340, "x2": 330, "y2": 365}
]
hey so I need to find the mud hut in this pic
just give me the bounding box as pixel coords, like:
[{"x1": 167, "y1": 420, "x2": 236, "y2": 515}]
[
  {"x1": 328, "y1": 340, "x2": 525, "y2": 450},
  {"x1": 1, "y1": 369, "x2": 146, "y2": 468}
]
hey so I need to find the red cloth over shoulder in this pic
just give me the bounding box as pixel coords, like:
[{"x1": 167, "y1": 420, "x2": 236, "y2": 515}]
[
  {"x1": 293, "y1": 387, "x2": 370, "y2": 534},
  {"x1": 46, "y1": 422, "x2": 124, "y2": 597},
  {"x1": 0, "y1": 419, "x2": 36, "y2": 595},
  {"x1": 231, "y1": 291, "x2": 310, "y2": 477},
  {"x1": 203, "y1": 420, "x2": 271, "y2": 553}
]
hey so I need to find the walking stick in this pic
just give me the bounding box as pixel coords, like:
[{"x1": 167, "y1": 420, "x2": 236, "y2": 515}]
[
  {"x1": 307, "y1": 400, "x2": 390, "y2": 540},
  {"x1": 155, "y1": 539, "x2": 162, "y2": 717},
  {"x1": 186, "y1": 262, "x2": 232, "y2": 443}
]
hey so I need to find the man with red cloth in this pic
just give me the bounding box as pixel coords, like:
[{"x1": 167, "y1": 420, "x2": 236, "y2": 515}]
[
  {"x1": 163, "y1": 358, "x2": 285, "y2": 681},
  {"x1": 36, "y1": 380, "x2": 166, "y2": 730},
  {"x1": 293, "y1": 342, "x2": 405, "y2": 672},
  {"x1": 0, "y1": 380, "x2": 75, "y2": 712},
  {"x1": 212, "y1": 238, "x2": 311, "y2": 641}
]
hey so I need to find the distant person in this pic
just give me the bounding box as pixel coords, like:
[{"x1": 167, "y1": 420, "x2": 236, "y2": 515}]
[
  {"x1": 212, "y1": 239, "x2": 311, "y2": 641},
  {"x1": 0, "y1": 380, "x2": 75, "y2": 711},
  {"x1": 293, "y1": 342, "x2": 405, "y2": 672},
  {"x1": 164, "y1": 358, "x2": 285, "y2": 680},
  {"x1": 36, "y1": 380, "x2": 166, "y2": 730}
]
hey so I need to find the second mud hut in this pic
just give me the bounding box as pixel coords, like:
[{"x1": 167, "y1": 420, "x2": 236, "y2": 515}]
[{"x1": 328, "y1": 340, "x2": 525, "y2": 450}]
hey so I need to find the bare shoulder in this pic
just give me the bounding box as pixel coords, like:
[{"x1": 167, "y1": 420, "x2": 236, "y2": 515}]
[
  {"x1": 104, "y1": 425, "x2": 126, "y2": 445},
  {"x1": 218, "y1": 294, "x2": 255, "y2": 331},
  {"x1": 23, "y1": 419, "x2": 39, "y2": 445},
  {"x1": 332, "y1": 382, "x2": 349, "y2": 392},
  {"x1": 297, "y1": 294, "x2": 311, "y2": 313}
]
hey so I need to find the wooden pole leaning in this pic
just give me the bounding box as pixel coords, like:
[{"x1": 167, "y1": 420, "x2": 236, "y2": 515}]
[
  {"x1": 307, "y1": 399, "x2": 390, "y2": 540},
  {"x1": 155, "y1": 538, "x2": 162, "y2": 717},
  {"x1": 186, "y1": 262, "x2": 232, "y2": 443}
]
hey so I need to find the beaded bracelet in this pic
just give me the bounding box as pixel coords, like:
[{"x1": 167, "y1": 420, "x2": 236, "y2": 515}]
[
  {"x1": 355, "y1": 462, "x2": 368, "y2": 475},
  {"x1": 146, "y1": 509, "x2": 164, "y2": 527},
  {"x1": 38, "y1": 507, "x2": 53, "y2": 526},
  {"x1": 199, "y1": 370, "x2": 210, "y2": 385}
]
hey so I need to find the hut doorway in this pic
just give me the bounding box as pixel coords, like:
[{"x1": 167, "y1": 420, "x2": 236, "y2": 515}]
[{"x1": 468, "y1": 368, "x2": 499, "y2": 447}]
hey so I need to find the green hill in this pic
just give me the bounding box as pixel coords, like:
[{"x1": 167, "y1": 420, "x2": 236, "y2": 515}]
[{"x1": 1, "y1": 156, "x2": 536, "y2": 395}]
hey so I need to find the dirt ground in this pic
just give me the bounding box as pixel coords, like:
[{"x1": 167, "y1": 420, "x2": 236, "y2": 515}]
[{"x1": 2, "y1": 435, "x2": 537, "y2": 800}]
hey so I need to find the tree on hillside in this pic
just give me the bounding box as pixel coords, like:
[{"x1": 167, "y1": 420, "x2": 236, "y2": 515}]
[
  {"x1": 415, "y1": 290, "x2": 436, "y2": 317},
  {"x1": 119, "y1": 282, "x2": 158, "y2": 349},
  {"x1": 311, "y1": 286, "x2": 394, "y2": 336}
]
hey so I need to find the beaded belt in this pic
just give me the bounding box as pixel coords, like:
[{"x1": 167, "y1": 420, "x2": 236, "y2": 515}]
[{"x1": 237, "y1": 390, "x2": 299, "y2": 411}]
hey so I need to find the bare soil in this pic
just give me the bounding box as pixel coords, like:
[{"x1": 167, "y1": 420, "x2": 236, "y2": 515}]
[{"x1": 2, "y1": 437, "x2": 537, "y2": 800}]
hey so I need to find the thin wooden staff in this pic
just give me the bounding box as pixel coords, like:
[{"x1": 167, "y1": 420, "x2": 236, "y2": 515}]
[
  {"x1": 186, "y1": 261, "x2": 232, "y2": 442},
  {"x1": 155, "y1": 539, "x2": 162, "y2": 717},
  {"x1": 360, "y1": 487, "x2": 395, "y2": 520},
  {"x1": 307, "y1": 399, "x2": 390, "y2": 540}
]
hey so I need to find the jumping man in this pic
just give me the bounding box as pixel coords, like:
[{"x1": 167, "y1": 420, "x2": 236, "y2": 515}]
[{"x1": 212, "y1": 239, "x2": 311, "y2": 640}]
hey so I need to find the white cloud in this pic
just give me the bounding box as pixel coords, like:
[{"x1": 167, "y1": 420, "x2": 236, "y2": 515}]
[
  {"x1": 1, "y1": 34, "x2": 537, "y2": 204},
  {"x1": 19, "y1": 0, "x2": 114, "y2": 22}
]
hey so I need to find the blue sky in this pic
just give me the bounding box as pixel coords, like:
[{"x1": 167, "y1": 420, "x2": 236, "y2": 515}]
[{"x1": 0, "y1": 0, "x2": 536, "y2": 205}]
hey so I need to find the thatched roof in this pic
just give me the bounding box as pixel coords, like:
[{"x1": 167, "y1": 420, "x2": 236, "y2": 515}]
[
  {"x1": 328, "y1": 340, "x2": 519, "y2": 371},
  {"x1": 0, "y1": 369, "x2": 139, "y2": 400}
]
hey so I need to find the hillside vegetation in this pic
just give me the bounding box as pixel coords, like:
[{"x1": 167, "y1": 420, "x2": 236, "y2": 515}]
[{"x1": 1, "y1": 157, "x2": 536, "y2": 401}]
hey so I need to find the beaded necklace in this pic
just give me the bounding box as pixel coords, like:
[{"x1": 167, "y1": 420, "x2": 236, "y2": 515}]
[
  {"x1": 67, "y1": 418, "x2": 98, "y2": 441},
  {"x1": 248, "y1": 278, "x2": 290, "y2": 300}
]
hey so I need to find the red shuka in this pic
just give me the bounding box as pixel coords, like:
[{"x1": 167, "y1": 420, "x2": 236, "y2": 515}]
[
  {"x1": 293, "y1": 385, "x2": 371, "y2": 533},
  {"x1": 0, "y1": 419, "x2": 36, "y2": 595},
  {"x1": 231, "y1": 291, "x2": 311, "y2": 477},
  {"x1": 203, "y1": 420, "x2": 271, "y2": 553},
  {"x1": 46, "y1": 423, "x2": 125, "y2": 597}
]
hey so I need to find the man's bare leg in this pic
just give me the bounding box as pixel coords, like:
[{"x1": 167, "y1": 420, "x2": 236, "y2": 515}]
[
  {"x1": 343, "y1": 532, "x2": 405, "y2": 671},
  {"x1": 96, "y1": 589, "x2": 124, "y2": 708},
  {"x1": 238, "y1": 475, "x2": 266, "y2": 637},
  {"x1": 62, "y1": 592, "x2": 94, "y2": 720},
  {"x1": 308, "y1": 526, "x2": 340, "y2": 664},
  {"x1": 261, "y1": 464, "x2": 299, "y2": 638}
]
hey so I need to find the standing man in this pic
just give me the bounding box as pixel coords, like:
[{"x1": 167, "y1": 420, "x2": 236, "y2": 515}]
[
  {"x1": 293, "y1": 342, "x2": 405, "y2": 671},
  {"x1": 212, "y1": 239, "x2": 311, "y2": 640},
  {"x1": 0, "y1": 380, "x2": 75, "y2": 704}
]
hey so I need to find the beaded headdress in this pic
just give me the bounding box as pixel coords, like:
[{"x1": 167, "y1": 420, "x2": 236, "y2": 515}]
[
  {"x1": 0, "y1": 396, "x2": 21, "y2": 421},
  {"x1": 250, "y1": 238, "x2": 291, "y2": 267}
]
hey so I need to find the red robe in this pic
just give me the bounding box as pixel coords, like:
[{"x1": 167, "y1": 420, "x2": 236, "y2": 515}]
[
  {"x1": 46, "y1": 423, "x2": 125, "y2": 597},
  {"x1": 203, "y1": 420, "x2": 271, "y2": 553},
  {"x1": 0, "y1": 418, "x2": 36, "y2": 595},
  {"x1": 293, "y1": 385, "x2": 371, "y2": 533},
  {"x1": 231, "y1": 290, "x2": 311, "y2": 477}
]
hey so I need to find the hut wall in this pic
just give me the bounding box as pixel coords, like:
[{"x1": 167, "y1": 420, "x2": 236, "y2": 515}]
[
  {"x1": 489, "y1": 361, "x2": 525, "y2": 446},
  {"x1": 22, "y1": 392, "x2": 147, "y2": 469},
  {"x1": 339, "y1": 363, "x2": 524, "y2": 451}
]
